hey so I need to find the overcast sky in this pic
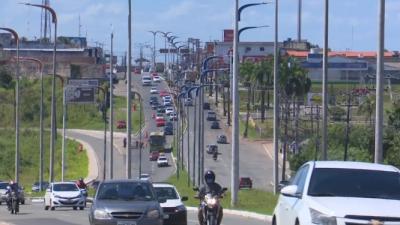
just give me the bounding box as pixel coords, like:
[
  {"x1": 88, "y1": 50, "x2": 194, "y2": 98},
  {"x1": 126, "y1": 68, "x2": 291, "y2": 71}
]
[{"x1": 1, "y1": 0, "x2": 400, "y2": 58}]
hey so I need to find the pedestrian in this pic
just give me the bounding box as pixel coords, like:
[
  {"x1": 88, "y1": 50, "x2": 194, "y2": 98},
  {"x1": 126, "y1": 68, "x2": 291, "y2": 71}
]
[{"x1": 123, "y1": 137, "x2": 127, "y2": 148}]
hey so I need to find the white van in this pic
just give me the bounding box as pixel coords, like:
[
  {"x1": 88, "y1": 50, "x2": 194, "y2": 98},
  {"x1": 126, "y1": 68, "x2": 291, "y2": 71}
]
[{"x1": 142, "y1": 75, "x2": 152, "y2": 86}]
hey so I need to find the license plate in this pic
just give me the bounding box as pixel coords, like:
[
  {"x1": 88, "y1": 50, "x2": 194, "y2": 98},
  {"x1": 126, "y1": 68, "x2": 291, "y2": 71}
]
[{"x1": 117, "y1": 222, "x2": 136, "y2": 225}]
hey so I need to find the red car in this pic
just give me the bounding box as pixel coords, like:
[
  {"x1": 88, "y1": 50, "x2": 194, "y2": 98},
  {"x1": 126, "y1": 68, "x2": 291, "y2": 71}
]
[
  {"x1": 159, "y1": 91, "x2": 169, "y2": 97},
  {"x1": 156, "y1": 118, "x2": 166, "y2": 127},
  {"x1": 239, "y1": 177, "x2": 253, "y2": 189},
  {"x1": 149, "y1": 151, "x2": 159, "y2": 161},
  {"x1": 116, "y1": 120, "x2": 126, "y2": 129}
]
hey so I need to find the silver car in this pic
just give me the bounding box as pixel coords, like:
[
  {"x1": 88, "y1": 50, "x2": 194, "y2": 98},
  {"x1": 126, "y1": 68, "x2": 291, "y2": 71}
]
[{"x1": 89, "y1": 179, "x2": 165, "y2": 225}]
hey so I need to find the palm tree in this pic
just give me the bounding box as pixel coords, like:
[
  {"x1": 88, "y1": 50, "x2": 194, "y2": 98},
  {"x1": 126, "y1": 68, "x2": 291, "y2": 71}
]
[
  {"x1": 239, "y1": 61, "x2": 256, "y2": 138},
  {"x1": 358, "y1": 94, "x2": 375, "y2": 126},
  {"x1": 253, "y1": 59, "x2": 273, "y2": 123}
]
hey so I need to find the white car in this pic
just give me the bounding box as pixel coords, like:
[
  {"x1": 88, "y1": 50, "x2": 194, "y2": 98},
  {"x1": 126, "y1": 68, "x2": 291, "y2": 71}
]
[
  {"x1": 165, "y1": 107, "x2": 174, "y2": 115},
  {"x1": 153, "y1": 75, "x2": 161, "y2": 82},
  {"x1": 142, "y1": 75, "x2": 152, "y2": 86},
  {"x1": 139, "y1": 173, "x2": 152, "y2": 182},
  {"x1": 0, "y1": 182, "x2": 8, "y2": 205},
  {"x1": 162, "y1": 95, "x2": 172, "y2": 101},
  {"x1": 44, "y1": 182, "x2": 86, "y2": 211},
  {"x1": 157, "y1": 156, "x2": 169, "y2": 167},
  {"x1": 153, "y1": 183, "x2": 188, "y2": 225},
  {"x1": 163, "y1": 100, "x2": 172, "y2": 106},
  {"x1": 272, "y1": 161, "x2": 400, "y2": 225},
  {"x1": 150, "y1": 87, "x2": 158, "y2": 94}
]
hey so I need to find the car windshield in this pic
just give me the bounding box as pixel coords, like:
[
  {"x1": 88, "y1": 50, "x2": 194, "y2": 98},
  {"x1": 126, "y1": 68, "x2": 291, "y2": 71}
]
[
  {"x1": 0, "y1": 183, "x2": 8, "y2": 189},
  {"x1": 308, "y1": 168, "x2": 400, "y2": 200},
  {"x1": 97, "y1": 182, "x2": 154, "y2": 201},
  {"x1": 154, "y1": 187, "x2": 179, "y2": 200},
  {"x1": 53, "y1": 183, "x2": 79, "y2": 192}
]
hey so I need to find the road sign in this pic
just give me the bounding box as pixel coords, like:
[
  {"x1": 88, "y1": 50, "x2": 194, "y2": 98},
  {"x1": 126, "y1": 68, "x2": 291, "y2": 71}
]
[
  {"x1": 68, "y1": 79, "x2": 99, "y2": 87},
  {"x1": 65, "y1": 86, "x2": 96, "y2": 104}
]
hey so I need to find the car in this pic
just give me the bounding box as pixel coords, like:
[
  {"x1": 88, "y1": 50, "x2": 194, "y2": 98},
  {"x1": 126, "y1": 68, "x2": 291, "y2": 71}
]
[
  {"x1": 150, "y1": 87, "x2": 159, "y2": 94},
  {"x1": 149, "y1": 151, "x2": 160, "y2": 161},
  {"x1": 206, "y1": 144, "x2": 218, "y2": 154},
  {"x1": 159, "y1": 90, "x2": 169, "y2": 97},
  {"x1": 217, "y1": 135, "x2": 227, "y2": 144},
  {"x1": 157, "y1": 107, "x2": 166, "y2": 114},
  {"x1": 272, "y1": 161, "x2": 400, "y2": 225},
  {"x1": 239, "y1": 177, "x2": 253, "y2": 189},
  {"x1": 162, "y1": 95, "x2": 172, "y2": 101},
  {"x1": 155, "y1": 113, "x2": 164, "y2": 120},
  {"x1": 165, "y1": 107, "x2": 174, "y2": 115},
  {"x1": 134, "y1": 68, "x2": 141, "y2": 74},
  {"x1": 203, "y1": 102, "x2": 210, "y2": 110},
  {"x1": 150, "y1": 96, "x2": 158, "y2": 102},
  {"x1": 89, "y1": 179, "x2": 164, "y2": 225},
  {"x1": 156, "y1": 118, "x2": 166, "y2": 127},
  {"x1": 153, "y1": 75, "x2": 161, "y2": 82},
  {"x1": 90, "y1": 180, "x2": 100, "y2": 190},
  {"x1": 32, "y1": 181, "x2": 50, "y2": 192},
  {"x1": 0, "y1": 182, "x2": 8, "y2": 205},
  {"x1": 169, "y1": 113, "x2": 178, "y2": 121},
  {"x1": 164, "y1": 126, "x2": 173, "y2": 135},
  {"x1": 139, "y1": 173, "x2": 152, "y2": 181},
  {"x1": 165, "y1": 121, "x2": 173, "y2": 128},
  {"x1": 210, "y1": 121, "x2": 220, "y2": 129},
  {"x1": 157, "y1": 156, "x2": 169, "y2": 167},
  {"x1": 116, "y1": 120, "x2": 126, "y2": 129},
  {"x1": 163, "y1": 100, "x2": 172, "y2": 107},
  {"x1": 151, "y1": 102, "x2": 160, "y2": 110},
  {"x1": 207, "y1": 111, "x2": 217, "y2": 121},
  {"x1": 142, "y1": 75, "x2": 152, "y2": 86},
  {"x1": 184, "y1": 98, "x2": 193, "y2": 106},
  {"x1": 44, "y1": 182, "x2": 86, "y2": 211},
  {"x1": 153, "y1": 183, "x2": 188, "y2": 225}
]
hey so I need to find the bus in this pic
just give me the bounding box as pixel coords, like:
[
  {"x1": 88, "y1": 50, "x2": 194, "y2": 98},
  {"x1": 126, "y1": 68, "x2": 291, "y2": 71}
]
[{"x1": 149, "y1": 131, "x2": 172, "y2": 153}]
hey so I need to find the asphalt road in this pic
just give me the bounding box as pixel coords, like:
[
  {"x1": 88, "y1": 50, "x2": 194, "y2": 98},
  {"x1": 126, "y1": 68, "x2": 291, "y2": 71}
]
[
  {"x1": 0, "y1": 202, "x2": 268, "y2": 225},
  {"x1": 181, "y1": 93, "x2": 274, "y2": 190}
]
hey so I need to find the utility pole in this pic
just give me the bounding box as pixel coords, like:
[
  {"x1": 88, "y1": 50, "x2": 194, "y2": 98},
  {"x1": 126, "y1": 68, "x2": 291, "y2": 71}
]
[
  {"x1": 126, "y1": 0, "x2": 132, "y2": 179},
  {"x1": 231, "y1": 0, "x2": 239, "y2": 207},
  {"x1": 61, "y1": 88, "x2": 67, "y2": 181},
  {"x1": 375, "y1": 0, "x2": 385, "y2": 163},
  {"x1": 109, "y1": 31, "x2": 114, "y2": 179},
  {"x1": 297, "y1": 0, "x2": 302, "y2": 42},
  {"x1": 322, "y1": 0, "x2": 329, "y2": 160},
  {"x1": 273, "y1": 0, "x2": 280, "y2": 194},
  {"x1": 341, "y1": 93, "x2": 358, "y2": 161}
]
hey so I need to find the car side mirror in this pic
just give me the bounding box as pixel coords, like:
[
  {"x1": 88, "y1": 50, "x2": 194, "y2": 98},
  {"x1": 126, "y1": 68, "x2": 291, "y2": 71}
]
[
  {"x1": 181, "y1": 196, "x2": 188, "y2": 201},
  {"x1": 281, "y1": 185, "x2": 301, "y2": 198},
  {"x1": 278, "y1": 180, "x2": 290, "y2": 191}
]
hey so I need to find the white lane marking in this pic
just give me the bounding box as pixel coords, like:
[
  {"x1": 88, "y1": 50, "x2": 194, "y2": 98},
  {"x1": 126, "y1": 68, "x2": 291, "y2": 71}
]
[
  {"x1": 263, "y1": 144, "x2": 281, "y2": 169},
  {"x1": 0, "y1": 222, "x2": 16, "y2": 225}
]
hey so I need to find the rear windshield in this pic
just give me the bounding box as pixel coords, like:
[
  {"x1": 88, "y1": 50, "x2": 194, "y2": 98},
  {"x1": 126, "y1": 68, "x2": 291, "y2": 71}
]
[
  {"x1": 154, "y1": 187, "x2": 178, "y2": 200},
  {"x1": 308, "y1": 168, "x2": 400, "y2": 200},
  {"x1": 53, "y1": 183, "x2": 79, "y2": 192},
  {"x1": 142, "y1": 77, "x2": 151, "y2": 80},
  {"x1": 0, "y1": 183, "x2": 8, "y2": 189},
  {"x1": 97, "y1": 182, "x2": 155, "y2": 201}
]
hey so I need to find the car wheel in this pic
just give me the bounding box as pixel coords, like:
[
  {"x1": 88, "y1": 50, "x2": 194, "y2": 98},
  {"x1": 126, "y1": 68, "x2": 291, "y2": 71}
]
[
  {"x1": 73, "y1": 206, "x2": 77, "y2": 210},
  {"x1": 20, "y1": 200, "x2": 25, "y2": 205},
  {"x1": 79, "y1": 207, "x2": 84, "y2": 210},
  {"x1": 50, "y1": 206, "x2": 55, "y2": 211},
  {"x1": 0, "y1": 202, "x2": 2, "y2": 205},
  {"x1": 45, "y1": 205, "x2": 49, "y2": 210}
]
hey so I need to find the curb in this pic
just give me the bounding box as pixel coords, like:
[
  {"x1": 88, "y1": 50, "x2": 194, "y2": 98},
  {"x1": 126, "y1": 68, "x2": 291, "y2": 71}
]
[{"x1": 186, "y1": 207, "x2": 272, "y2": 222}]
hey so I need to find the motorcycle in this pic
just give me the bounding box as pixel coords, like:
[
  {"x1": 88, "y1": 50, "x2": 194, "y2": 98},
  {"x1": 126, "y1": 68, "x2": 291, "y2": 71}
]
[
  {"x1": 194, "y1": 187, "x2": 227, "y2": 225},
  {"x1": 8, "y1": 191, "x2": 19, "y2": 214},
  {"x1": 213, "y1": 151, "x2": 218, "y2": 161}
]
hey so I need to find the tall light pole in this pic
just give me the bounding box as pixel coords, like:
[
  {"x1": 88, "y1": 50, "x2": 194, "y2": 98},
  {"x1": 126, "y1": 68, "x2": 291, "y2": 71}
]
[
  {"x1": 158, "y1": 31, "x2": 171, "y2": 74},
  {"x1": 322, "y1": 0, "x2": 329, "y2": 160},
  {"x1": 126, "y1": 0, "x2": 133, "y2": 179},
  {"x1": 23, "y1": 2, "x2": 57, "y2": 182},
  {"x1": 109, "y1": 30, "x2": 114, "y2": 179},
  {"x1": 2, "y1": 29, "x2": 20, "y2": 184},
  {"x1": 131, "y1": 91, "x2": 142, "y2": 177},
  {"x1": 273, "y1": 0, "x2": 280, "y2": 194},
  {"x1": 375, "y1": 0, "x2": 385, "y2": 163},
  {"x1": 149, "y1": 31, "x2": 161, "y2": 72},
  {"x1": 297, "y1": 0, "x2": 302, "y2": 42}
]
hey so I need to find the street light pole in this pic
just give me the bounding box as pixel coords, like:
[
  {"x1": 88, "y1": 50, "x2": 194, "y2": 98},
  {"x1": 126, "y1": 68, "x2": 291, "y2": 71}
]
[
  {"x1": 232, "y1": 0, "x2": 239, "y2": 207},
  {"x1": 0, "y1": 28, "x2": 20, "y2": 184},
  {"x1": 23, "y1": 2, "x2": 58, "y2": 182},
  {"x1": 273, "y1": 0, "x2": 280, "y2": 194},
  {"x1": 127, "y1": 0, "x2": 133, "y2": 179},
  {"x1": 131, "y1": 92, "x2": 142, "y2": 177},
  {"x1": 109, "y1": 31, "x2": 114, "y2": 179},
  {"x1": 322, "y1": 0, "x2": 329, "y2": 160},
  {"x1": 375, "y1": 0, "x2": 385, "y2": 163},
  {"x1": 149, "y1": 31, "x2": 160, "y2": 72},
  {"x1": 158, "y1": 31, "x2": 171, "y2": 74}
]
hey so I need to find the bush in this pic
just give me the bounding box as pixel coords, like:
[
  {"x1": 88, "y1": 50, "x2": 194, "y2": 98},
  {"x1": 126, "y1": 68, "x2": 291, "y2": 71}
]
[{"x1": 329, "y1": 106, "x2": 345, "y2": 121}]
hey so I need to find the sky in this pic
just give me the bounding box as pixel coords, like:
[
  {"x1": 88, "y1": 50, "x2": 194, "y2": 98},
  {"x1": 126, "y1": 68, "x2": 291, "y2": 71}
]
[{"x1": 1, "y1": 0, "x2": 400, "y2": 59}]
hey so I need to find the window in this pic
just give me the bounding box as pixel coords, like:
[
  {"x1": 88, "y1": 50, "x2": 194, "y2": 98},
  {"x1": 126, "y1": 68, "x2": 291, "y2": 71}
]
[
  {"x1": 245, "y1": 47, "x2": 251, "y2": 53},
  {"x1": 260, "y1": 47, "x2": 265, "y2": 52}
]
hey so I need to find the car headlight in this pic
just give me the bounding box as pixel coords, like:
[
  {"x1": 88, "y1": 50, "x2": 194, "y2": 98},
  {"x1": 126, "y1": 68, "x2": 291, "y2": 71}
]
[
  {"x1": 310, "y1": 208, "x2": 337, "y2": 225},
  {"x1": 147, "y1": 209, "x2": 160, "y2": 219},
  {"x1": 94, "y1": 209, "x2": 112, "y2": 219},
  {"x1": 176, "y1": 204, "x2": 186, "y2": 212}
]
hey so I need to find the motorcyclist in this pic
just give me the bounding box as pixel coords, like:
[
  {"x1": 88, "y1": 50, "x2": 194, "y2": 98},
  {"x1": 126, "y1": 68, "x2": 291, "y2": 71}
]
[
  {"x1": 197, "y1": 170, "x2": 224, "y2": 225},
  {"x1": 5, "y1": 180, "x2": 19, "y2": 210},
  {"x1": 76, "y1": 178, "x2": 87, "y2": 189},
  {"x1": 213, "y1": 150, "x2": 218, "y2": 161}
]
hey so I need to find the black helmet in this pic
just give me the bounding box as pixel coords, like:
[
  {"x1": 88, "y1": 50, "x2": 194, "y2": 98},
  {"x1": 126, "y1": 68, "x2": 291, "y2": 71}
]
[{"x1": 204, "y1": 170, "x2": 215, "y2": 185}]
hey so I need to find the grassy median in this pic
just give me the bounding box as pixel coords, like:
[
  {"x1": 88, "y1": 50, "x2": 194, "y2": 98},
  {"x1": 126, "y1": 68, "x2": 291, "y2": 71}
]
[{"x1": 167, "y1": 168, "x2": 278, "y2": 215}]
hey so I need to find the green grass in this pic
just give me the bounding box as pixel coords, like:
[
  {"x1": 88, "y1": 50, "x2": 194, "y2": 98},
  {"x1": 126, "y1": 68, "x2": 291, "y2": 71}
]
[
  {"x1": 0, "y1": 129, "x2": 88, "y2": 194},
  {"x1": 167, "y1": 169, "x2": 278, "y2": 215},
  {"x1": 239, "y1": 117, "x2": 273, "y2": 140}
]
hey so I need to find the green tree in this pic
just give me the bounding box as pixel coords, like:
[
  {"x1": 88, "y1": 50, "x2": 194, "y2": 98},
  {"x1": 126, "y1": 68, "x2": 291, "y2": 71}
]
[
  {"x1": 253, "y1": 59, "x2": 273, "y2": 122},
  {"x1": 358, "y1": 94, "x2": 375, "y2": 126},
  {"x1": 239, "y1": 61, "x2": 256, "y2": 138}
]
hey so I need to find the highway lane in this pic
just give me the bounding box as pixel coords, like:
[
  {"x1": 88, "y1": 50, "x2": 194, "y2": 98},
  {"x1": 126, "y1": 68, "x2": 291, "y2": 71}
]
[
  {"x1": 180, "y1": 91, "x2": 274, "y2": 190},
  {"x1": 0, "y1": 202, "x2": 268, "y2": 225}
]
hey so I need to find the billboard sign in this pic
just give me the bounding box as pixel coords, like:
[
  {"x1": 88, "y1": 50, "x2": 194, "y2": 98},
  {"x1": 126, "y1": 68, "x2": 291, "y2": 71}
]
[
  {"x1": 223, "y1": 29, "x2": 234, "y2": 42},
  {"x1": 68, "y1": 79, "x2": 99, "y2": 87},
  {"x1": 65, "y1": 85, "x2": 96, "y2": 104}
]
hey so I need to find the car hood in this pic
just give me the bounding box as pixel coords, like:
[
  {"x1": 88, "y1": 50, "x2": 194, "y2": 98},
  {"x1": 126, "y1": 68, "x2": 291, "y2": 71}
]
[
  {"x1": 161, "y1": 199, "x2": 183, "y2": 208},
  {"x1": 94, "y1": 200, "x2": 159, "y2": 212},
  {"x1": 53, "y1": 191, "x2": 82, "y2": 198},
  {"x1": 307, "y1": 196, "x2": 400, "y2": 218}
]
